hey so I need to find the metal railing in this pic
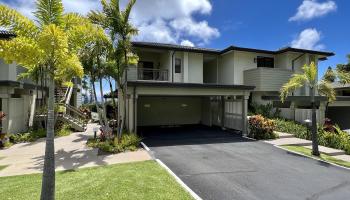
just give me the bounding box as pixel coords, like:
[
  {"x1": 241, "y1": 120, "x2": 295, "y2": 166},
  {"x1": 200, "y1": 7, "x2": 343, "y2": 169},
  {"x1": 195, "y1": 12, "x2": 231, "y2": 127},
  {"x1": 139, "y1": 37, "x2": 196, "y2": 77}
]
[{"x1": 125, "y1": 67, "x2": 169, "y2": 82}]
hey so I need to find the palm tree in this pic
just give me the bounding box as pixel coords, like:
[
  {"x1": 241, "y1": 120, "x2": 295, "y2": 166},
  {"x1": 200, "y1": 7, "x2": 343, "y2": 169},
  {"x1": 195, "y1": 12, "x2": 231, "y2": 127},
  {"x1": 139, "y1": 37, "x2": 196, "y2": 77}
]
[
  {"x1": 0, "y1": 1, "x2": 103, "y2": 199},
  {"x1": 281, "y1": 62, "x2": 350, "y2": 156},
  {"x1": 89, "y1": 0, "x2": 138, "y2": 139}
]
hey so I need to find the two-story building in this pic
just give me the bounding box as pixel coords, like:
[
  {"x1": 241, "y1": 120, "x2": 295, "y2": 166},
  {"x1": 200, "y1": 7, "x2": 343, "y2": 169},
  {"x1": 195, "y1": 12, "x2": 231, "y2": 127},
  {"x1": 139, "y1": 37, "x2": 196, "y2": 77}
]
[
  {"x1": 0, "y1": 30, "x2": 84, "y2": 134},
  {"x1": 123, "y1": 42, "x2": 334, "y2": 135}
]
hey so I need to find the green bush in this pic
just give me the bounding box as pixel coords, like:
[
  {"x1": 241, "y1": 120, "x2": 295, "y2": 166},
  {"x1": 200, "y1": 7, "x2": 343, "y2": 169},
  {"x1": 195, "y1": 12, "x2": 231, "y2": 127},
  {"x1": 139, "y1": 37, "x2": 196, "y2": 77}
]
[
  {"x1": 56, "y1": 123, "x2": 72, "y2": 137},
  {"x1": 9, "y1": 128, "x2": 46, "y2": 144},
  {"x1": 87, "y1": 133, "x2": 141, "y2": 153},
  {"x1": 274, "y1": 118, "x2": 350, "y2": 155},
  {"x1": 273, "y1": 118, "x2": 310, "y2": 140},
  {"x1": 248, "y1": 115, "x2": 277, "y2": 140},
  {"x1": 249, "y1": 102, "x2": 280, "y2": 118}
]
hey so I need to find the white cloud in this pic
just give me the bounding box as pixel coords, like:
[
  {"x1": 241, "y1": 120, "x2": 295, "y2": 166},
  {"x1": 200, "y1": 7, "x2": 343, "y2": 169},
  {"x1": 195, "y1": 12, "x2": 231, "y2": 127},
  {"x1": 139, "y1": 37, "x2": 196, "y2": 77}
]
[
  {"x1": 180, "y1": 40, "x2": 195, "y2": 47},
  {"x1": 1, "y1": 0, "x2": 219, "y2": 46},
  {"x1": 291, "y1": 28, "x2": 325, "y2": 50},
  {"x1": 124, "y1": 0, "x2": 219, "y2": 46},
  {"x1": 289, "y1": 0, "x2": 337, "y2": 22}
]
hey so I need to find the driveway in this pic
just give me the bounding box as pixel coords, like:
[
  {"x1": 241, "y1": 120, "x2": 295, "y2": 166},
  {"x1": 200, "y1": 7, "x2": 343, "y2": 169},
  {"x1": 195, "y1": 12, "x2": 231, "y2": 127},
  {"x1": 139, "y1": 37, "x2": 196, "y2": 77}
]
[
  {"x1": 142, "y1": 126, "x2": 350, "y2": 200},
  {"x1": 0, "y1": 124, "x2": 151, "y2": 177}
]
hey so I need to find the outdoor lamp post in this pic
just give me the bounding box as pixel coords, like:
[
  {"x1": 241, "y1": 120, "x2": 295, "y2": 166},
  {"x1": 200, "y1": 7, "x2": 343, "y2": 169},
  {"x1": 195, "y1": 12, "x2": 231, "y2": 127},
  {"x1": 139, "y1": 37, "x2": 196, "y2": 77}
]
[{"x1": 93, "y1": 127, "x2": 99, "y2": 140}]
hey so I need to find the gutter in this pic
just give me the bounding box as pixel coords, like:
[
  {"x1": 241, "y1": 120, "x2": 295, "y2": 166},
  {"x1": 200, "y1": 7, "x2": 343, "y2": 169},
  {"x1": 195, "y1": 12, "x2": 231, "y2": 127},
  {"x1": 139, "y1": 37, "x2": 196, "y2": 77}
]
[{"x1": 291, "y1": 53, "x2": 305, "y2": 71}]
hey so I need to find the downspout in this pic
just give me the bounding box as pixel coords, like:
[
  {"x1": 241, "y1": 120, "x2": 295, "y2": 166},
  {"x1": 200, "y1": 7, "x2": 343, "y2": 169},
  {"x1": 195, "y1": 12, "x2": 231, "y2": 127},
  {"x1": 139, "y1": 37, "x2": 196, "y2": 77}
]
[
  {"x1": 291, "y1": 53, "x2": 305, "y2": 96},
  {"x1": 171, "y1": 51, "x2": 176, "y2": 83},
  {"x1": 292, "y1": 53, "x2": 305, "y2": 71}
]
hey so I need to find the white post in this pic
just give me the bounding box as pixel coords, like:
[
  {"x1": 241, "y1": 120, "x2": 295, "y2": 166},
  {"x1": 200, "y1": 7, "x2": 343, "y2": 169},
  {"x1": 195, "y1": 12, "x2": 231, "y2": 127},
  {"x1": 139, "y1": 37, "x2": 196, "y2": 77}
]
[
  {"x1": 242, "y1": 95, "x2": 249, "y2": 136},
  {"x1": 28, "y1": 92, "x2": 37, "y2": 127}
]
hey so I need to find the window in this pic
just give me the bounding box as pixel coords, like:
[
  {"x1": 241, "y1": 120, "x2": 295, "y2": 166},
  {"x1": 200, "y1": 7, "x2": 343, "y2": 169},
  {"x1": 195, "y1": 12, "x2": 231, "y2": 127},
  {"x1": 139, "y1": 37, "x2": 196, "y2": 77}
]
[
  {"x1": 175, "y1": 58, "x2": 181, "y2": 73},
  {"x1": 257, "y1": 56, "x2": 274, "y2": 68}
]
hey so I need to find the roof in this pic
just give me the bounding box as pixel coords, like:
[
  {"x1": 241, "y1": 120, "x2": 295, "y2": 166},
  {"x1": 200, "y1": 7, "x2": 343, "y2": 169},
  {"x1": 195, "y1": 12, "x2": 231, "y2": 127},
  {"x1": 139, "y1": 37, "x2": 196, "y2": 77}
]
[
  {"x1": 0, "y1": 30, "x2": 16, "y2": 39},
  {"x1": 127, "y1": 81, "x2": 255, "y2": 90},
  {"x1": 132, "y1": 42, "x2": 220, "y2": 54},
  {"x1": 132, "y1": 41, "x2": 335, "y2": 57},
  {"x1": 331, "y1": 82, "x2": 350, "y2": 90}
]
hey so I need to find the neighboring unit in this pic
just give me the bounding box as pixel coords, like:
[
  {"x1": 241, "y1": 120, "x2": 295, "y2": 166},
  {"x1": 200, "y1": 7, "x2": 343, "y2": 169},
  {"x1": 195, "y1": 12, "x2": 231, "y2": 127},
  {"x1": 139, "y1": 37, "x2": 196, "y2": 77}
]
[{"x1": 121, "y1": 42, "x2": 334, "y2": 134}]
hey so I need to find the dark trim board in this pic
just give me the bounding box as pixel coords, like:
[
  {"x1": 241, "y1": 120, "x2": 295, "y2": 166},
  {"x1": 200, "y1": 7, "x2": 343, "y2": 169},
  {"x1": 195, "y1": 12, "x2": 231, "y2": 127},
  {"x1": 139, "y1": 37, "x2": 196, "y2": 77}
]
[
  {"x1": 0, "y1": 80, "x2": 48, "y2": 91},
  {"x1": 128, "y1": 81, "x2": 255, "y2": 90}
]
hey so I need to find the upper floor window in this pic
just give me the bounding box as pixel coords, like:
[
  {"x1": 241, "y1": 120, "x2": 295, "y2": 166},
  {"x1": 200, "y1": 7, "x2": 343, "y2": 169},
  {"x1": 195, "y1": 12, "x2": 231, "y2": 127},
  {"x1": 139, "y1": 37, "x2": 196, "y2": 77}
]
[
  {"x1": 257, "y1": 56, "x2": 274, "y2": 68},
  {"x1": 175, "y1": 58, "x2": 182, "y2": 73}
]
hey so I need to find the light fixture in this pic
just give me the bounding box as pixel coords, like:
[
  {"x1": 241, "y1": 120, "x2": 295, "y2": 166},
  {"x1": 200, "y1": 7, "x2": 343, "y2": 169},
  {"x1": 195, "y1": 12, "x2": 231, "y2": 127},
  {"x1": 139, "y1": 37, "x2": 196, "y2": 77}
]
[{"x1": 144, "y1": 104, "x2": 151, "y2": 108}]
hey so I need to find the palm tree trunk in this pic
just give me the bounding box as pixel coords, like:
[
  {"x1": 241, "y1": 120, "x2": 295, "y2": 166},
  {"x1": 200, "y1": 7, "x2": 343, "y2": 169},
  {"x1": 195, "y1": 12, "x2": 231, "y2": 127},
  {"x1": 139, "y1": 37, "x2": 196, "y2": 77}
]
[
  {"x1": 40, "y1": 78, "x2": 55, "y2": 200},
  {"x1": 99, "y1": 77, "x2": 108, "y2": 126},
  {"x1": 91, "y1": 78, "x2": 103, "y2": 126},
  {"x1": 310, "y1": 87, "x2": 320, "y2": 156},
  {"x1": 108, "y1": 78, "x2": 118, "y2": 134}
]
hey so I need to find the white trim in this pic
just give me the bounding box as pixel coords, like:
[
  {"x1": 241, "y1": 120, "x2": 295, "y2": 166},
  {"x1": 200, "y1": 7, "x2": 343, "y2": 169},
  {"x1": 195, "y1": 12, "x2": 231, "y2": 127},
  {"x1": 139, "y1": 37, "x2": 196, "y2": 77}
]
[
  {"x1": 156, "y1": 159, "x2": 203, "y2": 200},
  {"x1": 275, "y1": 145, "x2": 350, "y2": 171},
  {"x1": 140, "y1": 142, "x2": 150, "y2": 152}
]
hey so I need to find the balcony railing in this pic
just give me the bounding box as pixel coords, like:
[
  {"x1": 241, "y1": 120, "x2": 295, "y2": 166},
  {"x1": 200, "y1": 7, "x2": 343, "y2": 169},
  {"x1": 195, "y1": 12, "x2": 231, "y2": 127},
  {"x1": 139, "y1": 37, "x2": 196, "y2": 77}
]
[{"x1": 125, "y1": 67, "x2": 169, "y2": 82}]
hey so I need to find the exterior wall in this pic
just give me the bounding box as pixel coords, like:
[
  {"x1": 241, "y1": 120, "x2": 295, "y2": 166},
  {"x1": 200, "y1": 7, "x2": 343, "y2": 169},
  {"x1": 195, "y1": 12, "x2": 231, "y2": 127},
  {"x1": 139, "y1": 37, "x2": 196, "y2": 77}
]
[
  {"x1": 138, "y1": 96, "x2": 202, "y2": 126},
  {"x1": 203, "y1": 59, "x2": 217, "y2": 83},
  {"x1": 187, "y1": 53, "x2": 203, "y2": 83},
  {"x1": 244, "y1": 68, "x2": 293, "y2": 91},
  {"x1": 0, "y1": 59, "x2": 17, "y2": 81},
  {"x1": 218, "y1": 52, "x2": 235, "y2": 84}
]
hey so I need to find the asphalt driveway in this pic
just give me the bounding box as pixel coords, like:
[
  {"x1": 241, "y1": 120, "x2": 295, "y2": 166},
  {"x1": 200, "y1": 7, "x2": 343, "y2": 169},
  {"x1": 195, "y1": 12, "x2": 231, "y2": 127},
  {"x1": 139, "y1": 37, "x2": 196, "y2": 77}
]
[{"x1": 142, "y1": 126, "x2": 350, "y2": 200}]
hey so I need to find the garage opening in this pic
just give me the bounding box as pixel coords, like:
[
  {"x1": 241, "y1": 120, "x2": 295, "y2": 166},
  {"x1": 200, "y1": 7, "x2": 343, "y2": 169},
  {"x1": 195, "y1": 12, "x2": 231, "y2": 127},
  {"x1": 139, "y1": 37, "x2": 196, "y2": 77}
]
[{"x1": 137, "y1": 96, "x2": 243, "y2": 135}]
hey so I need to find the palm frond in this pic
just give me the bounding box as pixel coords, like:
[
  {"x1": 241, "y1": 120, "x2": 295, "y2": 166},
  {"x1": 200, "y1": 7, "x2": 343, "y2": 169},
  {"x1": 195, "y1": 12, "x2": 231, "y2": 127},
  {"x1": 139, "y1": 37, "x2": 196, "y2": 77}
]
[
  {"x1": 318, "y1": 80, "x2": 336, "y2": 102},
  {"x1": 336, "y1": 69, "x2": 350, "y2": 84},
  {"x1": 34, "y1": 0, "x2": 64, "y2": 26},
  {"x1": 0, "y1": 4, "x2": 38, "y2": 37},
  {"x1": 280, "y1": 74, "x2": 307, "y2": 102},
  {"x1": 302, "y1": 62, "x2": 317, "y2": 86}
]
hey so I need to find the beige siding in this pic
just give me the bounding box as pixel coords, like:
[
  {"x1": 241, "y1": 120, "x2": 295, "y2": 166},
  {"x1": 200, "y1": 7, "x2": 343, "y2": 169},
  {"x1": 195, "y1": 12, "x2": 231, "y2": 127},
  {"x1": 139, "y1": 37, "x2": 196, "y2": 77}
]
[
  {"x1": 244, "y1": 68, "x2": 293, "y2": 91},
  {"x1": 188, "y1": 53, "x2": 203, "y2": 83}
]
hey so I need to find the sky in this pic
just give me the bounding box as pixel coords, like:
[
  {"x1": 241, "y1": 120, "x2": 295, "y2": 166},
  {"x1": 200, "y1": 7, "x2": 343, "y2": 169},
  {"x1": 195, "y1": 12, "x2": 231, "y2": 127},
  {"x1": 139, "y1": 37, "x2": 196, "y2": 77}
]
[{"x1": 1, "y1": 0, "x2": 349, "y2": 100}]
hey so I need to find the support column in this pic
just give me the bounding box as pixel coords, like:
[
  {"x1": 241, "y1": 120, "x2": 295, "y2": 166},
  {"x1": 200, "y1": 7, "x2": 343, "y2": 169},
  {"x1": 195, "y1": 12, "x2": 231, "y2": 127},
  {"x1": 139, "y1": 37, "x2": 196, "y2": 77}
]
[
  {"x1": 242, "y1": 95, "x2": 249, "y2": 136},
  {"x1": 221, "y1": 96, "x2": 225, "y2": 130},
  {"x1": 134, "y1": 94, "x2": 138, "y2": 134},
  {"x1": 318, "y1": 101, "x2": 326, "y2": 125},
  {"x1": 290, "y1": 102, "x2": 296, "y2": 121}
]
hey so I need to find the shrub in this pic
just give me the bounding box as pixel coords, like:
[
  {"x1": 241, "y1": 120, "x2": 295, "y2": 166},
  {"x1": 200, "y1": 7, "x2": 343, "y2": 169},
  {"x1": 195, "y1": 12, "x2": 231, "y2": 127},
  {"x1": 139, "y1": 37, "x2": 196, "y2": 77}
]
[
  {"x1": 249, "y1": 102, "x2": 280, "y2": 118},
  {"x1": 87, "y1": 133, "x2": 142, "y2": 153},
  {"x1": 9, "y1": 128, "x2": 46, "y2": 144},
  {"x1": 273, "y1": 118, "x2": 310, "y2": 140},
  {"x1": 56, "y1": 123, "x2": 72, "y2": 137},
  {"x1": 248, "y1": 115, "x2": 277, "y2": 140}
]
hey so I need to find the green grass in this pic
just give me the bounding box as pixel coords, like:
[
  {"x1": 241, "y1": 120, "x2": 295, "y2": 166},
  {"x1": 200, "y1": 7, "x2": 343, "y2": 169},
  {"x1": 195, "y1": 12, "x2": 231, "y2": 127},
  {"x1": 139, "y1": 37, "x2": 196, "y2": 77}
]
[
  {"x1": 282, "y1": 145, "x2": 350, "y2": 168},
  {"x1": 0, "y1": 161, "x2": 193, "y2": 200},
  {"x1": 0, "y1": 165, "x2": 8, "y2": 171}
]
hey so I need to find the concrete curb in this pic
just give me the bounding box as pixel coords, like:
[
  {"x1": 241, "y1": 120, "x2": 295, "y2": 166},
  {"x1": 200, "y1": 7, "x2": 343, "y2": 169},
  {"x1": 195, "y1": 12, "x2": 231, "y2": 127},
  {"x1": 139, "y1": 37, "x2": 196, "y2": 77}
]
[
  {"x1": 141, "y1": 142, "x2": 202, "y2": 200},
  {"x1": 275, "y1": 145, "x2": 350, "y2": 171},
  {"x1": 156, "y1": 159, "x2": 203, "y2": 200}
]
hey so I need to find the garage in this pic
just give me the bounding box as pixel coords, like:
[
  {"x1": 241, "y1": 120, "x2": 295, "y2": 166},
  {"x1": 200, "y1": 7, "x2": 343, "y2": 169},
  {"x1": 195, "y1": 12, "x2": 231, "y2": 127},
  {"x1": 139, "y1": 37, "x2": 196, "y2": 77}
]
[{"x1": 125, "y1": 81, "x2": 254, "y2": 135}]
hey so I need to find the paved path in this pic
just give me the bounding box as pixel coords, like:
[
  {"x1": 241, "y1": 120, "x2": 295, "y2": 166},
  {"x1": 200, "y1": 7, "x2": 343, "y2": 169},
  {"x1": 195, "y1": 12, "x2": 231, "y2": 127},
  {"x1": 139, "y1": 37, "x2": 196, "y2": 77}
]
[
  {"x1": 0, "y1": 124, "x2": 151, "y2": 177},
  {"x1": 266, "y1": 131, "x2": 350, "y2": 162},
  {"x1": 142, "y1": 126, "x2": 350, "y2": 200}
]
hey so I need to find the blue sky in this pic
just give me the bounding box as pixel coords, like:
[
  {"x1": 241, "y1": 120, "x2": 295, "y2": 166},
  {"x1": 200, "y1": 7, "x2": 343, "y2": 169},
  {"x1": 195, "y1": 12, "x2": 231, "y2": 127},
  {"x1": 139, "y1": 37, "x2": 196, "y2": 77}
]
[{"x1": 1, "y1": 0, "x2": 349, "y2": 99}]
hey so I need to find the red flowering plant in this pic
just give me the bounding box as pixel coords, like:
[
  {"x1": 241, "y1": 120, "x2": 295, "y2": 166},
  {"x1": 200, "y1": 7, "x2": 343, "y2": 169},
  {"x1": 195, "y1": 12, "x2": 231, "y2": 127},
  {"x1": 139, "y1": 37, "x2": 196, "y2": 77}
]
[{"x1": 248, "y1": 115, "x2": 277, "y2": 140}]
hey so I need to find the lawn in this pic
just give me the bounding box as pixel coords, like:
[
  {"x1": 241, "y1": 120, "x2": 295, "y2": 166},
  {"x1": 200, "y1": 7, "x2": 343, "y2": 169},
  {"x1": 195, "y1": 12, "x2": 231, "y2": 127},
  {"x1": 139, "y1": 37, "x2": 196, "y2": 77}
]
[
  {"x1": 282, "y1": 145, "x2": 350, "y2": 168},
  {"x1": 0, "y1": 161, "x2": 193, "y2": 200}
]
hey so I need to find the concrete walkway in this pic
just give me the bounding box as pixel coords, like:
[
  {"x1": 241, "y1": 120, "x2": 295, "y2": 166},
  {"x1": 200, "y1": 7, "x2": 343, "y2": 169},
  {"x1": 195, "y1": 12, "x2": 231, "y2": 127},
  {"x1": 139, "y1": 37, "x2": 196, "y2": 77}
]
[
  {"x1": 0, "y1": 124, "x2": 151, "y2": 177},
  {"x1": 265, "y1": 131, "x2": 350, "y2": 162}
]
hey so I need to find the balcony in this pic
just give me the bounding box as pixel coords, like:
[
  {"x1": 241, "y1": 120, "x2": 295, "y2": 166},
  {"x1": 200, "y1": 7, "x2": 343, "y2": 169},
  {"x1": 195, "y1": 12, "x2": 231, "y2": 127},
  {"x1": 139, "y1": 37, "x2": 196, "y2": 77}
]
[
  {"x1": 125, "y1": 67, "x2": 169, "y2": 82},
  {"x1": 244, "y1": 67, "x2": 293, "y2": 91}
]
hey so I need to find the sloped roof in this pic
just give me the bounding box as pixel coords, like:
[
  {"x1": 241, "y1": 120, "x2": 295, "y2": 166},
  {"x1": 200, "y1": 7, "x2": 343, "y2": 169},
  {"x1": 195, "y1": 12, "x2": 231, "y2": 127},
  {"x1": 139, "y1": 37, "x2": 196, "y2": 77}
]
[
  {"x1": 0, "y1": 30, "x2": 16, "y2": 39},
  {"x1": 132, "y1": 41, "x2": 335, "y2": 57}
]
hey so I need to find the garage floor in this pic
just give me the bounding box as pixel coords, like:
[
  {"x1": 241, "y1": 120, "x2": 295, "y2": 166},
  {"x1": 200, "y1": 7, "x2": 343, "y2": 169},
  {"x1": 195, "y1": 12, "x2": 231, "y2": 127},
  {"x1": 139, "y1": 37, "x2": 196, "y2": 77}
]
[{"x1": 142, "y1": 125, "x2": 350, "y2": 200}]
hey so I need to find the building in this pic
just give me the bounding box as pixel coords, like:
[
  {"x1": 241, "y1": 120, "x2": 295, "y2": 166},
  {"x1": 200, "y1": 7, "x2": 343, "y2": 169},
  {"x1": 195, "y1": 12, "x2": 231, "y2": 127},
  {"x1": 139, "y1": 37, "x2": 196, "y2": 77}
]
[{"x1": 121, "y1": 42, "x2": 334, "y2": 134}]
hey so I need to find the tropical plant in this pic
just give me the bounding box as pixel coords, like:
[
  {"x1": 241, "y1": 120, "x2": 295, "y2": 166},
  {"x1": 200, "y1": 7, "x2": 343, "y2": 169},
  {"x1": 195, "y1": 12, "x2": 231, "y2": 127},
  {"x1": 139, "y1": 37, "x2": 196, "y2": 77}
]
[
  {"x1": 88, "y1": 0, "x2": 138, "y2": 140},
  {"x1": 0, "y1": 1, "x2": 104, "y2": 199},
  {"x1": 248, "y1": 115, "x2": 277, "y2": 140},
  {"x1": 323, "y1": 66, "x2": 336, "y2": 83},
  {"x1": 280, "y1": 62, "x2": 350, "y2": 156}
]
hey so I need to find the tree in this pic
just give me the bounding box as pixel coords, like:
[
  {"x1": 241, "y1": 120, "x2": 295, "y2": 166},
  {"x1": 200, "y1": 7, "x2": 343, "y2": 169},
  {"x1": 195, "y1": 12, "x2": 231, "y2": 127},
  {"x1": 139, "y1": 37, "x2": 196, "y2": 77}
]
[
  {"x1": 323, "y1": 66, "x2": 336, "y2": 83},
  {"x1": 88, "y1": 0, "x2": 138, "y2": 139},
  {"x1": 0, "y1": 1, "x2": 103, "y2": 199},
  {"x1": 280, "y1": 62, "x2": 350, "y2": 156},
  {"x1": 336, "y1": 54, "x2": 350, "y2": 72}
]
